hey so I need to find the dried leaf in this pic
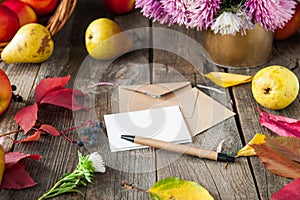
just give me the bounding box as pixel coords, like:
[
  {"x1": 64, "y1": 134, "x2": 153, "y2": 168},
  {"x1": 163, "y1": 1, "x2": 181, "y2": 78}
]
[
  {"x1": 4, "y1": 152, "x2": 42, "y2": 169},
  {"x1": 34, "y1": 75, "x2": 70, "y2": 104},
  {"x1": 259, "y1": 109, "x2": 300, "y2": 138},
  {"x1": 39, "y1": 88, "x2": 87, "y2": 111},
  {"x1": 205, "y1": 72, "x2": 252, "y2": 88},
  {"x1": 252, "y1": 135, "x2": 300, "y2": 179},
  {"x1": 148, "y1": 177, "x2": 214, "y2": 200},
  {"x1": 39, "y1": 124, "x2": 60, "y2": 136},
  {"x1": 237, "y1": 133, "x2": 265, "y2": 157},
  {"x1": 266, "y1": 135, "x2": 300, "y2": 163},
  {"x1": 14, "y1": 103, "x2": 38, "y2": 134},
  {"x1": 271, "y1": 178, "x2": 300, "y2": 200},
  {"x1": 0, "y1": 163, "x2": 36, "y2": 189},
  {"x1": 15, "y1": 131, "x2": 41, "y2": 143}
]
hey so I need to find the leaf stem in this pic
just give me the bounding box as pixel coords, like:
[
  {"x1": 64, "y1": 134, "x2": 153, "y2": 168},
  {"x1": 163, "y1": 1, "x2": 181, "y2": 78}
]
[{"x1": 59, "y1": 120, "x2": 95, "y2": 143}]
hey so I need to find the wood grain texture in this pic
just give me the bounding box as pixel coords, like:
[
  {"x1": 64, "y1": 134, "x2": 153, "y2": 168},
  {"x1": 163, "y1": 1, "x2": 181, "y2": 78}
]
[
  {"x1": 152, "y1": 23, "x2": 259, "y2": 199},
  {"x1": 0, "y1": 1, "x2": 299, "y2": 200},
  {"x1": 228, "y1": 30, "x2": 300, "y2": 200}
]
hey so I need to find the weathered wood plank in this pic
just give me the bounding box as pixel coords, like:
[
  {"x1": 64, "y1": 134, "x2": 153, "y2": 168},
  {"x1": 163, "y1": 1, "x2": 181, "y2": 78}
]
[
  {"x1": 152, "y1": 23, "x2": 259, "y2": 199},
  {"x1": 67, "y1": 5, "x2": 157, "y2": 200},
  {"x1": 228, "y1": 31, "x2": 300, "y2": 199}
]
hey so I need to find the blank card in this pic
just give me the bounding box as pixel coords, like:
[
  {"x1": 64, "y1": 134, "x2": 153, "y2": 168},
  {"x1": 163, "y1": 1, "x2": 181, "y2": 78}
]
[{"x1": 104, "y1": 106, "x2": 192, "y2": 152}]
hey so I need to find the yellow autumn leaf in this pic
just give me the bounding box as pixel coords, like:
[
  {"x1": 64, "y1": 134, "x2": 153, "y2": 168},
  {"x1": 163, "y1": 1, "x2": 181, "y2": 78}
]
[
  {"x1": 148, "y1": 177, "x2": 214, "y2": 200},
  {"x1": 205, "y1": 72, "x2": 252, "y2": 88},
  {"x1": 237, "y1": 133, "x2": 266, "y2": 157}
]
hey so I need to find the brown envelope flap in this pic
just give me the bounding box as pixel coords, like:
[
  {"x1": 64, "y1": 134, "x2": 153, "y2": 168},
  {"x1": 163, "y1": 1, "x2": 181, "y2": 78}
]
[
  {"x1": 185, "y1": 88, "x2": 235, "y2": 136},
  {"x1": 159, "y1": 88, "x2": 198, "y2": 118},
  {"x1": 121, "y1": 82, "x2": 191, "y2": 98},
  {"x1": 118, "y1": 82, "x2": 193, "y2": 114}
]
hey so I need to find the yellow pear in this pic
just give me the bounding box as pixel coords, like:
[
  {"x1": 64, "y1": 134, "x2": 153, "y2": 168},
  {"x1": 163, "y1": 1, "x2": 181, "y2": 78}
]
[
  {"x1": 1, "y1": 23, "x2": 54, "y2": 64},
  {"x1": 252, "y1": 65, "x2": 299, "y2": 110},
  {"x1": 85, "y1": 18, "x2": 133, "y2": 60},
  {"x1": 0, "y1": 145, "x2": 4, "y2": 184}
]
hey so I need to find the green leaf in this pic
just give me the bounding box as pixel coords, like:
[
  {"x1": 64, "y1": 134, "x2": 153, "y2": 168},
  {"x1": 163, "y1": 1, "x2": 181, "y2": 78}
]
[{"x1": 148, "y1": 177, "x2": 214, "y2": 200}]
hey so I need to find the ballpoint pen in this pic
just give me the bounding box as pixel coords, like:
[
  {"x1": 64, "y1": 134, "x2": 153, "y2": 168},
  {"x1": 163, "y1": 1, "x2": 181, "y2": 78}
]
[{"x1": 121, "y1": 135, "x2": 235, "y2": 162}]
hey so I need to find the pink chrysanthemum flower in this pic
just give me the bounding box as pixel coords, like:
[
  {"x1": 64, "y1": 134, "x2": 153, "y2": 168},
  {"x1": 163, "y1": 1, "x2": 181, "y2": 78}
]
[
  {"x1": 160, "y1": 0, "x2": 221, "y2": 30},
  {"x1": 187, "y1": 0, "x2": 222, "y2": 30},
  {"x1": 245, "y1": 0, "x2": 297, "y2": 31},
  {"x1": 135, "y1": 0, "x2": 174, "y2": 25}
]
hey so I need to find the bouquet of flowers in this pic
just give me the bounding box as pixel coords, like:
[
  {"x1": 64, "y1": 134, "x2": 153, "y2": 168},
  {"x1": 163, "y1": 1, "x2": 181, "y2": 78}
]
[{"x1": 135, "y1": 0, "x2": 298, "y2": 35}]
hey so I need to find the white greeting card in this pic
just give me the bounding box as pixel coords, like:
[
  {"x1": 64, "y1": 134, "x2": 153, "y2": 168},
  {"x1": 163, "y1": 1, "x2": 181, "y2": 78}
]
[{"x1": 104, "y1": 106, "x2": 192, "y2": 152}]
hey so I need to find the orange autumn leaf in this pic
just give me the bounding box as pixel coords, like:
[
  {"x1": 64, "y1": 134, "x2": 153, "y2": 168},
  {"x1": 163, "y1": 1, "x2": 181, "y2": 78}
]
[
  {"x1": 16, "y1": 131, "x2": 41, "y2": 143},
  {"x1": 251, "y1": 135, "x2": 300, "y2": 179},
  {"x1": 205, "y1": 72, "x2": 252, "y2": 88},
  {"x1": 266, "y1": 135, "x2": 300, "y2": 163}
]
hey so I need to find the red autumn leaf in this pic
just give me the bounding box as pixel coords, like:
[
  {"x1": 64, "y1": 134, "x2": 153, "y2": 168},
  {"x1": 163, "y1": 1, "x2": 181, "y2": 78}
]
[
  {"x1": 39, "y1": 124, "x2": 61, "y2": 136},
  {"x1": 251, "y1": 135, "x2": 300, "y2": 179},
  {"x1": 0, "y1": 163, "x2": 36, "y2": 190},
  {"x1": 39, "y1": 88, "x2": 87, "y2": 111},
  {"x1": 34, "y1": 75, "x2": 70, "y2": 104},
  {"x1": 259, "y1": 109, "x2": 300, "y2": 138},
  {"x1": 15, "y1": 131, "x2": 41, "y2": 143},
  {"x1": 71, "y1": 88, "x2": 86, "y2": 96},
  {"x1": 14, "y1": 103, "x2": 38, "y2": 134},
  {"x1": 5, "y1": 152, "x2": 42, "y2": 169},
  {"x1": 272, "y1": 178, "x2": 300, "y2": 200}
]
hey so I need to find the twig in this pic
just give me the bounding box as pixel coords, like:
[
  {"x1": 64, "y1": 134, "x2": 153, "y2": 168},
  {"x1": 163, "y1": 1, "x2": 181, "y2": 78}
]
[
  {"x1": 59, "y1": 120, "x2": 95, "y2": 143},
  {"x1": 121, "y1": 181, "x2": 148, "y2": 193},
  {"x1": 224, "y1": 162, "x2": 229, "y2": 170},
  {"x1": 0, "y1": 129, "x2": 23, "y2": 138}
]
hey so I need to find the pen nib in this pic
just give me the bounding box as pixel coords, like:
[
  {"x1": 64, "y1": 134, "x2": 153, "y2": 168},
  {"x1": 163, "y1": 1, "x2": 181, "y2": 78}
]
[{"x1": 121, "y1": 135, "x2": 135, "y2": 142}]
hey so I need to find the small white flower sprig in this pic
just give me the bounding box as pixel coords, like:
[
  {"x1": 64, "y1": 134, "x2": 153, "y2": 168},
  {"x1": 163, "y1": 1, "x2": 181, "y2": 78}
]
[{"x1": 38, "y1": 151, "x2": 105, "y2": 200}]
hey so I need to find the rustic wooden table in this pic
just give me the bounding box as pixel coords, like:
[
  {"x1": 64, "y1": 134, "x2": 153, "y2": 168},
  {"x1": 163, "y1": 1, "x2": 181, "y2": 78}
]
[{"x1": 1, "y1": 0, "x2": 300, "y2": 199}]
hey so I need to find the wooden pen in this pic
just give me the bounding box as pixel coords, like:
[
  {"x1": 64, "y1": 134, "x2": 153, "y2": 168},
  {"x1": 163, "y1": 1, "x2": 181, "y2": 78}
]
[{"x1": 121, "y1": 135, "x2": 235, "y2": 162}]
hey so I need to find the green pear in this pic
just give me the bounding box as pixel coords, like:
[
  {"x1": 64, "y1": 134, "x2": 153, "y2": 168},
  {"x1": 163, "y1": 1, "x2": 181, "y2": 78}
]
[
  {"x1": 85, "y1": 18, "x2": 133, "y2": 60},
  {"x1": 1, "y1": 23, "x2": 54, "y2": 64}
]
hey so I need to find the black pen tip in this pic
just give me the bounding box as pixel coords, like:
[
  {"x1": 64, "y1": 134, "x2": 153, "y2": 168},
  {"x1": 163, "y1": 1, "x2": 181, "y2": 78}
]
[
  {"x1": 121, "y1": 135, "x2": 135, "y2": 143},
  {"x1": 217, "y1": 153, "x2": 235, "y2": 162}
]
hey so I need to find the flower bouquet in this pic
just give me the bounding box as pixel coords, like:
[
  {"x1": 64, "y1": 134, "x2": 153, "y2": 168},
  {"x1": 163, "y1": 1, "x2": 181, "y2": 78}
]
[{"x1": 135, "y1": 0, "x2": 298, "y2": 68}]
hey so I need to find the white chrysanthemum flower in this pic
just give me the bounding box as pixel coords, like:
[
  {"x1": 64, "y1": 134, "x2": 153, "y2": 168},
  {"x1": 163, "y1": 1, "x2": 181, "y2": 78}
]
[
  {"x1": 211, "y1": 11, "x2": 254, "y2": 35},
  {"x1": 89, "y1": 152, "x2": 106, "y2": 173}
]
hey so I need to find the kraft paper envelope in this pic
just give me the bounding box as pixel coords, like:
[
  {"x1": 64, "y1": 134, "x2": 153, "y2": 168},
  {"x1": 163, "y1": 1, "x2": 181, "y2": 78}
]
[
  {"x1": 104, "y1": 106, "x2": 192, "y2": 152},
  {"x1": 119, "y1": 82, "x2": 196, "y2": 118},
  {"x1": 183, "y1": 88, "x2": 235, "y2": 136},
  {"x1": 119, "y1": 82, "x2": 235, "y2": 136}
]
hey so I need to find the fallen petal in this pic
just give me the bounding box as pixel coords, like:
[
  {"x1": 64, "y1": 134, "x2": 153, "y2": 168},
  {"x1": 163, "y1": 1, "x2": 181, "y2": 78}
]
[{"x1": 205, "y1": 72, "x2": 252, "y2": 88}]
